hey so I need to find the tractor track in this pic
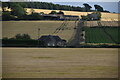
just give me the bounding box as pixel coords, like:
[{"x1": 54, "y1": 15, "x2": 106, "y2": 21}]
[
  {"x1": 97, "y1": 21, "x2": 118, "y2": 44},
  {"x1": 67, "y1": 20, "x2": 84, "y2": 47}
]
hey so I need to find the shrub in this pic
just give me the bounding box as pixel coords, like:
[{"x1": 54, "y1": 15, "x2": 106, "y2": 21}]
[{"x1": 15, "y1": 34, "x2": 31, "y2": 40}]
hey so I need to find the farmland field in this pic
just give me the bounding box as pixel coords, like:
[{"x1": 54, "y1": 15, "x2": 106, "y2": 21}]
[
  {"x1": 5, "y1": 8, "x2": 119, "y2": 21},
  {"x1": 2, "y1": 48, "x2": 118, "y2": 78},
  {"x1": 3, "y1": 21, "x2": 119, "y2": 44},
  {"x1": 3, "y1": 21, "x2": 76, "y2": 41},
  {"x1": 85, "y1": 27, "x2": 119, "y2": 43},
  {"x1": 84, "y1": 21, "x2": 119, "y2": 27},
  {"x1": 25, "y1": 8, "x2": 119, "y2": 21}
]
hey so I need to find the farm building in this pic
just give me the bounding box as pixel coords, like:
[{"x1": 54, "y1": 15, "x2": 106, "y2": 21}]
[
  {"x1": 38, "y1": 35, "x2": 66, "y2": 47},
  {"x1": 41, "y1": 14, "x2": 79, "y2": 20},
  {"x1": 87, "y1": 14, "x2": 99, "y2": 20},
  {"x1": 81, "y1": 12, "x2": 101, "y2": 21},
  {"x1": 43, "y1": 14, "x2": 63, "y2": 20},
  {"x1": 62, "y1": 15, "x2": 79, "y2": 20}
]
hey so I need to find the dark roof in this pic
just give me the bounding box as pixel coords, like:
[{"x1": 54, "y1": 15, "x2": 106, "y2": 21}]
[
  {"x1": 39, "y1": 35, "x2": 62, "y2": 42},
  {"x1": 64, "y1": 15, "x2": 79, "y2": 17},
  {"x1": 43, "y1": 14, "x2": 63, "y2": 17}
]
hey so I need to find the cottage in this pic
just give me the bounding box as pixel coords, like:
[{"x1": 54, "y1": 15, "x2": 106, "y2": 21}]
[
  {"x1": 88, "y1": 14, "x2": 99, "y2": 20},
  {"x1": 39, "y1": 35, "x2": 66, "y2": 47}
]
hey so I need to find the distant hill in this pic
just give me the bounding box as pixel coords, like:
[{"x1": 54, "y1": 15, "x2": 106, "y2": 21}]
[
  {"x1": 26, "y1": 8, "x2": 119, "y2": 21},
  {"x1": 3, "y1": 7, "x2": 119, "y2": 21}
]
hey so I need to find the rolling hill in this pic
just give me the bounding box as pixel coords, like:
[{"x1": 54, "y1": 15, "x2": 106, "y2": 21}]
[
  {"x1": 26, "y1": 8, "x2": 119, "y2": 21},
  {"x1": 4, "y1": 7, "x2": 119, "y2": 21}
]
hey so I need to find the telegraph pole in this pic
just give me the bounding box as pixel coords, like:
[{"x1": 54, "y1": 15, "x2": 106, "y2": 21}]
[{"x1": 38, "y1": 28, "x2": 40, "y2": 47}]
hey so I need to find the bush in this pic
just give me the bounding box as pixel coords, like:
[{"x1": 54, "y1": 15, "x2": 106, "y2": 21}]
[
  {"x1": 2, "y1": 39, "x2": 44, "y2": 47},
  {"x1": 2, "y1": 11, "x2": 16, "y2": 21},
  {"x1": 15, "y1": 34, "x2": 31, "y2": 40},
  {"x1": 49, "y1": 11, "x2": 57, "y2": 14},
  {"x1": 20, "y1": 13, "x2": 44, "y2": 20}
]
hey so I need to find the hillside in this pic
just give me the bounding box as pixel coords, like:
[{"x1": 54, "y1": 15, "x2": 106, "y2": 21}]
[
  {"x1": 26, "y1": 8, "x2": 119, "y2": 21},
  {"x1": 4, "y1": 7, "x2": 119, "y2": 21},
  {"x1": 3, "y1": 21, "x2": 76, "y2": 40}
]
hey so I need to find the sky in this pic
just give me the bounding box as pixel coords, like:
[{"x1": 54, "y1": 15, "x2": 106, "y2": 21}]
[
  {"x1": 1, "y1": 0, "x2": 119, "y2": 13},
  {"x1": 54, "y1": 2, "x2": 119, "y2": 13},
  {"x1": 1, "y1": 0, "x2": 120, "y2": 2}
]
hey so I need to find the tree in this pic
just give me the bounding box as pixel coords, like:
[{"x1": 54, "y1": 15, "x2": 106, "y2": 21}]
[
  {"x1": 2, "y1": 2, "x2": 8, "y2": 12},
  {"x1": 94, "y1": 5, "x2": 104, "y2": 12},
  {"x1": 15, "y1": 34, "x2": 31, "y2": 40},
  {"x1": 29, "y1": 8, "x2": 35, "y2": 14},
  {"x1": 49, "y1": 11, "x2": 57, "y2": 14},
  {"x1": 83, "y1": 3, "x2": 92, "y2": 12},
  {"x1": 10, "y1": 3, "x2": 25, "y2": 17},
  {"x1": 30, "y1": 13, "x2": 44, "y2": 20},
  {"x1": 2, "y1": 11, "x2": 15, "y2": 21},
  {"x1": 57, "y1": 11, "x2": 64, "y2": 15},
  {"x1": 39, "y1": 12, "x2": 44, "y2": 15}
]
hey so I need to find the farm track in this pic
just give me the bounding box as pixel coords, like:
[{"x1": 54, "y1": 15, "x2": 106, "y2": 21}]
[
  {"x1": 53, "y1": 19, "x2": 78, "y2": 34},
  {"x1": 53, "y1": 20, "x2": 68, "y2": 34},
  {"x1": 67, "y1": 20, "x2": 83, "y2": 47}
]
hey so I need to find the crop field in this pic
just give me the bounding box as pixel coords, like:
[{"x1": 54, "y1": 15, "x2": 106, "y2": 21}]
[
  {"x1": 2, "y1": 21, "x2": 76, "y2": 41},
  {"x1": 85, "y1": 27, "x2": 119, "y2": 43},
  {"x1": 2, "y1": 48, "x2": 118, "y2": 78},
  {"x1": 84, "y1": 21, "x2": 119, "y2": 27}
]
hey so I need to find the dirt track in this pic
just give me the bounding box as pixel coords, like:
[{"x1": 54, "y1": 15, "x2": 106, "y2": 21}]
[
  {"x1": 2, "y1": 48, "x2": 118, "y2": 78},
  {"x1": 67, "y1": 21, "x2": 83, "y2": 47}
]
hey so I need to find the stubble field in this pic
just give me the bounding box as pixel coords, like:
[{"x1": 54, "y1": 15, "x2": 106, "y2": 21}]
[
  {"x1": 2, "y1": 48, "x2": 118, "y2": 78},
  {"x1": 3, "y1": 21, "x2": 76, "y2": 41}
]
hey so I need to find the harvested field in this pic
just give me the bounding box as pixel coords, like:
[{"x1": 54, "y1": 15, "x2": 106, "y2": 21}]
[
  {"x1": 2, "y1": 21, "x2": 76, "y2": 41},
  {"x1": 84, "y1": 21, "x2": 119, "y2": 27},
  {"x1": 26, "y1": 8, "x2": 119, "y2": 21},
  {"x1": 2, "y1": 48, "x2": 118, "y2": 78}
]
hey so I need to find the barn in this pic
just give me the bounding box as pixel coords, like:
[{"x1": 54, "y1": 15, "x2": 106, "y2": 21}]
[{"x1": 38, "y1": 35, "x2": 66, "y2": 47}]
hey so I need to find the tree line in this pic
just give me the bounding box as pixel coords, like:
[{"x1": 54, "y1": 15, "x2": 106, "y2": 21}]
[{"x1": 2, "y1": 2, "x2": 110, "y2": 12}]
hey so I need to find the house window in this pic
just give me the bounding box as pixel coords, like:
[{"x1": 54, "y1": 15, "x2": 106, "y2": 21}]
[
  {"x1": 52, "y1": 43, "x2": 55, "y2": 46},
  {"x1": 47, "y1": 43, "x2": 50, "y2": 46}
]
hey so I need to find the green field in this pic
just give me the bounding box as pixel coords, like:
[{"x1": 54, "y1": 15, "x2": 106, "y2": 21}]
[{"x1": 85, "y1": 27, "x2": 119, "y2": 43}]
